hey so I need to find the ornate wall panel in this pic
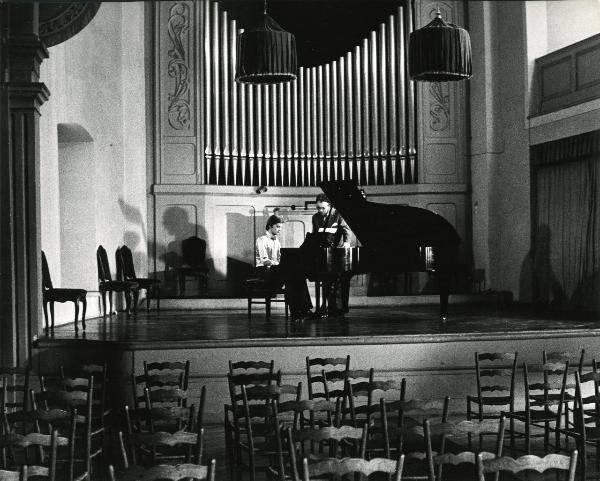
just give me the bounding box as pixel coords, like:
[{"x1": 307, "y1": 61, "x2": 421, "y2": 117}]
[
  {"x1": 415, "y1": 0, "x2": 467, "y2": 184},
  {"x1": 156, "y1": 1, "x2": 201, "y2": 184}
]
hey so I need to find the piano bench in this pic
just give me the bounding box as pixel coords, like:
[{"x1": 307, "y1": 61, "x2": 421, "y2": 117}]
[{"x1": 245, "y1": 278, "x2": 288, "y2": 320}]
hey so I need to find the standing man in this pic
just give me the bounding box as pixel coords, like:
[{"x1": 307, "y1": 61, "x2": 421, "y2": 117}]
[
  {"x1": 312, "y1": 194, "x2": 352, "y2": 315},
  {"x1": 255, "y1": 214, "x2": 313, "y2": 321}
]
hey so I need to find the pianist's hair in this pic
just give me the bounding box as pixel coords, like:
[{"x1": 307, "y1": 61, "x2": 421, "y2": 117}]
[
  {"x1": 316, "y1": 193, "x2": 330, "y2": 204},
  {"x1": 266, "y1": 215, "x2": 283, "y2": 230}
]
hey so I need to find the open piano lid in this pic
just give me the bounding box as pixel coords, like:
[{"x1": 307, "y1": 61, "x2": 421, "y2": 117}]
[{"x1": 319, "y1": 180, "x2": 461, "y2": 250}]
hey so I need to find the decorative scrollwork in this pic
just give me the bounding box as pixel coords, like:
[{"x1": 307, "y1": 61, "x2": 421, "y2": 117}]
[
  {"x1": 39, "y1": 3, "x2": 101, "y2": 48},
  {"x1": 167, "y1": 3, "x2": 191, "y2": 130},
  {"x1": 429, "y1": 82, "x2": 450, "y2": 132}
]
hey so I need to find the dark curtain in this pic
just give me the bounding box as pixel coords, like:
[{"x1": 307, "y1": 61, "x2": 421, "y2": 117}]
[{"x1": 531, "y1": 130, "x2": 600, "y2": 311}]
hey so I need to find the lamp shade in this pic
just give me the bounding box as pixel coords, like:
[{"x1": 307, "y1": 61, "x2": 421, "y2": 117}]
[
  {"x1": 409, "y1": 11, "x2": 472, "y2": 81},
  {"x1": 236, "y1": 14, "x2": 297, "y2": 84}
]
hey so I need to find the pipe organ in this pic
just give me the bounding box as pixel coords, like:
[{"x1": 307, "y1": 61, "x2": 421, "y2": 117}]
[{"x1": 202, "y1": 0, "x2": 416, "y2": 186}]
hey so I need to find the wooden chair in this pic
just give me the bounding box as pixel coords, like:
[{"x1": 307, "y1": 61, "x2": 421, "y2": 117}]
[
  {"x1": 504, "y1": 361, "x2": 569, "y2": 455},
  {"x1": 0, "y1": 367, "x2": 29, "y2": 414},
  {"x1": 301, "y1": 455, "x2": 404, "y2": 481},
  {"x1": 116, "y1": 246, "x2": 161, "y2": 312},
  {"x1": 3, "y1": 407, "x2": 88, "y2": 481},
  {"x1": 60, "y1": 364, "x2": 111, "y2": 447},
  {"x1": 272, "y1": 400, "x2": 341, "y2": 481},
  {"x1": 288, "y1": 423, "x2": 369, "y2": 481},
  {"x1": 245, "y1": 276, "x2": 288, "y2": 320},
  {"x1": 476, "y1": 451, "x2": 578, "y2": 481},
  {"x1": 234, "y1": 383, "x2": 301, "y2": 481},
  {"x1": 178, "y1": 237, "x2": 209, "y2": 297},
  {"x1": 427, "y1": 417, "x2": 505, "y2": 481},
  {"x1": 560, "y1": 367, "x2": 600, "y2": 480},
  {"x1": 305, "y1": 356, "x2": 350, "y2": 402},
  {"x1": 118, "y1": 420, "x2": 203, "y2": 467},
  {"x1": 344, "y1": 369, "x2": 376, "y2": 427},
  {"x1": 97, "y1": 245, "x2": 139, "y2": 317},
  {"x1": 41, "y1": 251, "x2": 87, "y2": 331},
  {"x1": 225, "y1": 370, "x2": 281, "y2": 480},
  {"x1": 466, "y1": 351, "x2": 517, "y2": 451},
  {"x1": 34, "y1": 377, "x2": 97, "y2": 478},
  {"x1": 0, "y1": 431, "x2": 67, "y2": 481}
]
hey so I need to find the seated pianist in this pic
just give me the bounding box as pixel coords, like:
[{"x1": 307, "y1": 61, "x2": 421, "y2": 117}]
[
  {"x1": 312, "y1": 193, "x2": 352, "y2": 316},
  {"x1": 255, "y1": 214, "x2": 313, "y2": 321}
]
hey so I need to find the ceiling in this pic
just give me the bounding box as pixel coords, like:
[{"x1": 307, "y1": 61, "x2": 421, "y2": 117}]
[{"x1": 219, "y1": 0, "x2": 405, "y2": 67}]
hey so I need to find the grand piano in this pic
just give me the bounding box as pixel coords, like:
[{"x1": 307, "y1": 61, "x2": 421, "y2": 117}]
[{"x1": 280, "y1": 179, "x2": 461, "y2": 319}]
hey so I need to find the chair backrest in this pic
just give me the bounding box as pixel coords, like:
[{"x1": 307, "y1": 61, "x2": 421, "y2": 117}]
[
  {"x1": 118, "y1": 426, "x2": 204, "y2": 467},
  {"x1": 475, "y1": 352, "x2": 518, "y2": 397},
  {"x1": 41, "y1": 251, "x2": 53, "y2": 290},
  {"x1": 228, "y1": 360, "x2": 274, "y2": 376},
  {"x1": 97, "y1": 245, "x2": 112, "y2": 283},
  {"x1": 574, "y1": 363, "x2": 600, "y2": 438},
  {"x1": 544, "y1": 349, "x2": 585, "y2": 374},
  {"x1": 0, "y1": 367, "x2": 30, "y2": 413},
  {"x1": 476, "y1": 451, "x2": 578, "y2": 481},
  {"x1": 144, "y1": 361, "x2": 190, "y2": 391},
  {"x1": 302, "y1": 455, "x2": 404, "y2": 481},
  {"x1": 305, "y1": 356, "x2": 350, "y2": 401},
  {"x1": 117, "y1": 245, "x2": 137, "y2": 281},
  {"x1": 108, "y1": 460, "x2": 216, "y2": 481},
  {"x1": 0, "y1": 431, "x2": 68, "y2": 481},
  {"x1": 523, "y1": 361, "x2": 569, "y2": 421},
  {"x1": 181, "y1": 237, "x2": 206, "y2": 267}
]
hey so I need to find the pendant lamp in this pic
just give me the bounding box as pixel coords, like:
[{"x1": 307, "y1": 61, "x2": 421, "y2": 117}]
[
  {"x1": 235, "y1": 0, "x2": 297, "y2": 84},
  {"x1": 409, "y1": 9, "x2": 472, "y2": 81}
]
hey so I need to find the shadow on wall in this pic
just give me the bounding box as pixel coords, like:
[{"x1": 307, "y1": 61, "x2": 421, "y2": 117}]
[
  {"x1": 119, "y1": 198, "x2": 147, "y2": 276},
  {"x1": 519, "y1": 224, "x2": 565, "y2": 307},
  {"x1": 162, "y1": 206, "x2": 211, "y2": 297}
]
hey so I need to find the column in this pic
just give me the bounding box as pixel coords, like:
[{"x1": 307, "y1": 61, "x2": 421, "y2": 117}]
[{"x1": 0, "y1": 3, "x2": 49, "y2": 366}]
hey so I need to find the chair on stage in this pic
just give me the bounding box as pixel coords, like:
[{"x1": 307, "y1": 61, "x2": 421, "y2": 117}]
[
  {"x1": 178, "y1": 237, "x2": 209, "y2": 297},
  {"x1": 41, "y1": 251, "x2": 87, "y2": 331},
  {"x1": 97, "y1": 245, "x2": 139, "y2": 317},
  {"x1": 245, "y1": 273, "x2": 288, "y2": 320},
  {"x1": 116, "y1": 245, "x2": 161, "y2": 311}
]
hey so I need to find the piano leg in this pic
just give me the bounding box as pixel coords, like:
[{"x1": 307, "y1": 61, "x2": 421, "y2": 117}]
[{"x1": 439, "y1": 269, "x2": 450, "y2": 322}]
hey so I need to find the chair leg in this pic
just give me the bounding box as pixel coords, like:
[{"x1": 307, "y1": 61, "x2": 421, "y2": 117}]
[
  {"x1": 132, "y1": 289, "x2": 139, "y2": 315},
  {"x1": 81, "y1": 298, "x2": 87, "y2": 330},
  {"x1": 266, "y1": 298, "x2": 271, "y2": 319},
  {"x1": 124, "y1": 290, "x2": 132, "y2": 317},
  {"x1": 74, "y1": 301, "x2": 79, "y2": 332},
  {"x1": 50, "y1": 302, "x2": 55, "y2": 329},
  {"x1": 108, "y1": 290, "x2": 114, "y2": 316},
  {"x1": 146, "y1": 288, "x2": 150, "y2": 312},
  {"x1": 43, "y1": 301, "x2": 49, "y2": 330},
  {"x1": 248, "y1": 298, "x2": 252, "y2": 319},
  {"x1": 101, "y1": 289, "x2": 107, "y2": 317},
  {"x1": 156, "y1": 285, "x2": 160, "y2": 311}
]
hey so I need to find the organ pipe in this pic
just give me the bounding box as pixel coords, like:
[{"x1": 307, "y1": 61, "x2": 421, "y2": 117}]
[{"x1": 202, "y1": 0, "x2": 416, "y2": 186}]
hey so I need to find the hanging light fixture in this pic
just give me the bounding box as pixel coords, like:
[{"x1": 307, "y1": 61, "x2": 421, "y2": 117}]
[
  {"x1": 409, "y1": 9, "x2": 472, "y2": 81},
  {"x1": 235, "y1": 0, "x2": 297, "y2": 84}
]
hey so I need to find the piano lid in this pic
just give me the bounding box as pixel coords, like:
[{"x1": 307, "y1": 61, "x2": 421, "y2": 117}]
[{"x1": 319, "y1": 180, "x2": 460, "y2": 250}]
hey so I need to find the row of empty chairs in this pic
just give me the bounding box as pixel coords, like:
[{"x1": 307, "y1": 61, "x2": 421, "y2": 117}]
[
  {"x1": 41, "y1": 246, "x2": 160, "y2": 332},
  {"x1": 225, "y1": 352, "x2": 589, "y2": 480},
  {"x1": 1, "y1": 360, "x2": 213, "y2": 481}
]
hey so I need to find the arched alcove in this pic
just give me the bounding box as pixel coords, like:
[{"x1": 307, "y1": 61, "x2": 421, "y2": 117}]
[{"x1": 57, "y1": 122, "x2": 97, "y2": 290}]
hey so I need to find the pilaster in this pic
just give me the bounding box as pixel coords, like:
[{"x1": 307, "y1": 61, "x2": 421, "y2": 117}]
[{"x1": 0, "y1": 3, "x2": 49, "y2": 366}]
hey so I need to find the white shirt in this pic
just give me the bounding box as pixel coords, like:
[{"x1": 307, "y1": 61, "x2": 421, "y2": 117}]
[{"x1": 255, "y1": 231, "x2": 281, "y2": 267}]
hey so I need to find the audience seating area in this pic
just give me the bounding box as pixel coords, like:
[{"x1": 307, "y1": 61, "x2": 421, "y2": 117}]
[{"x1": 1, "y1": 349, "x2": 595, "y2": 480}]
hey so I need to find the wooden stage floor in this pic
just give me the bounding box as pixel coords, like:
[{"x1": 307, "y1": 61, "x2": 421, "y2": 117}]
[{"x1": 35, "y1": 300, "x2": 600, "y2": 348}]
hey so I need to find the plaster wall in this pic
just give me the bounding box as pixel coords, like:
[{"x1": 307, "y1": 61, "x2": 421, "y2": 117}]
[
  {"x1": 545, "y1": 0, "x2": 600, "y2": 53},
  {"x1": 39, "y1": 3, "x2": 147, "y2": 326}
]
